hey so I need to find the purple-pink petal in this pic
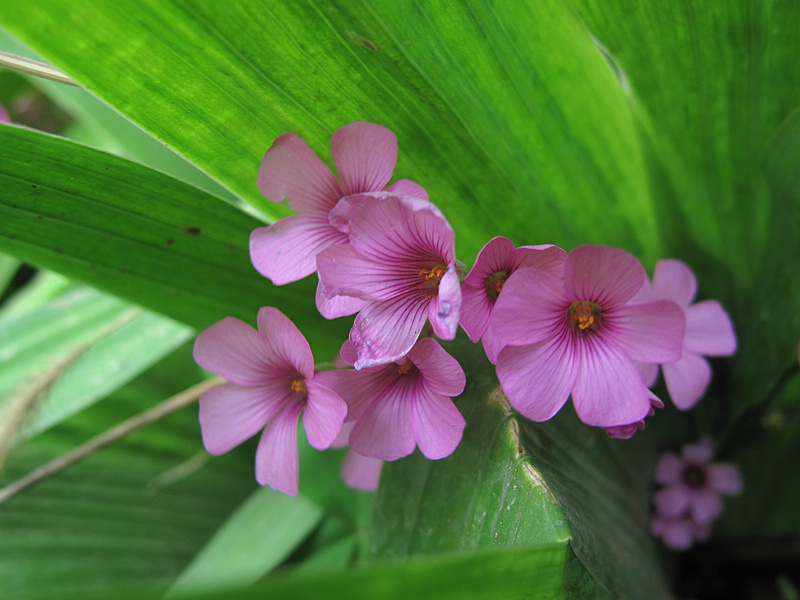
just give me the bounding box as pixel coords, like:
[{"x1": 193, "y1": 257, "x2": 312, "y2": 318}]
[
  {"x1": 384, "y1": 179, "x2": 429, "y2": 201},
  {"x1": 707, "y1": 463, "x2": 744, "y2": 495},
  {"x1": 428, "y1": 268, "x2": 461, "y2": 340},
  {"x1": 257, "y1": 132, "x2": 342, "y2": 215},
  {"x1": 571, "y1": 339, "x2": 652, "y2": 427},
  {"x1": 684, "y1": 300, "x2": 737, "y2": 356},
  {"x1": 250, "y1": 214, "x2": 348, "y2": 285},
  {"x1": 193, "y1": 317, "x2": 276, "y2": 385},
  {"x1": 496, "y1": 335, "x2": 576, "y2": 422},
  {"x1": 655, "y1": 452, "x2": 682, "y2": 484},
  {"x1": 255, "y1": 404, "x2": 303, "y2": 495},
  {"x1": 341, "y1": 450, "x2": 384, "y2": 491},
  {"x1": 349, "y1": 388, "x2": 416, "y2": 461},
  {"x1": 605, "y1": 300, "x2": 685, "y2": 363},
  {"x1": 654, "y1": 485, "x2": 691, "y2": 518},
  {"x1": 410, "y1": 386, "x2": 466, "y2": 460},
  {"x1": 198, "y1": 382, "x2": 287, "y2": 455},
  {"x1": 407, "y1": 337, "x2": 466, "y2": 397},
  {"x1": 316, "y1": 243, "x2": 410, "y2": 301},
  {"x1": 315, "y1": 279, "x2": 369, "y2": 319},
  {"x1": 460, "y1": 285, "x2": 493, "y2": 344},
  {"x1": 662, "y1": 352, "x2": 712, "y2": 410},
  {"x1": 564, "y1": 245, "x2": 645, "y2": 306},
  {"x1": 256, "y1": 307, "x2": 315, "y2": 379},
  {"x1": 350, "y1": 295, "x2": 431, "y2": 369},
  {"x1": 689, "y1": 489, "x2": 723, "y2": 525},
  {"x1": 651, "y1": 259, "x2": 697, "y2": 308},
  {"x1": 331, "y1": 121, "x2": 398, "y2": 195},
  {"x1": 682, "y1": 436, "x2": 715, "y2": 463},
  {"x1": 303, "y1": 380, "x2": 347, "y2": 450}
]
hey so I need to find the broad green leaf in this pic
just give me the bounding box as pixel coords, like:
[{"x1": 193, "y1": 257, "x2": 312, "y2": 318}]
[
  {"x1": 0, "y1": 251, "x2": 20, "y2": 296},
  {"x1": 0, "y1": 344, "x2": 258, "y2": 600},
  {"x1": 166, "y1": 487, "x2": 323, "y2": 597},
  {"x1": 0, "y1": 284, "x2": 191, "y2": 441},
  {"x1": 0, "y1": 1, "x2": 659, "y2": 262},
  {"x1": 371, "y1": 337, "x2": 668, "y2": 598},
  {"x1": 0, "y1": 125, "x2": 347, "y2": 356}
]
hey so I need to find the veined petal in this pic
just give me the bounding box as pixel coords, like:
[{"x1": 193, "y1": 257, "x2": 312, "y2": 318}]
[
  {"x1": 331, "y1": 121, "x2": 397, "y2": 195},
  {"x1": 250, "y1": 215, "x2": 348, "y2": 285},
  {"x1": 350, "y1": 295, "x2": 430, "y2": 369},
  {"x1": 662, "y1": 352, "x2": 712, "y2": 410},
  {"x1": 564, "y1": 245, "x2": 645, "y2": 305},
  {"x1": 316, "y1": 244, "x2": 413, "y2": 301},
  {"x1": 408, "y1": 337, "x2": 466, "y2": 397},
  {"x1": 257, "y1": 133, "x2": 341, "y2": 215},
  {"x1": 605, "y1": 300, "x2": 685, "y2": 363},
  {"x1": 193, "y1": 317, "x2": 273, "y2": 385},
  {"x1": 571, "y1": 338, "x2": 651, "y2": 427},
  {"x1": 684, "y1": 300, "x2": 737, "y2": 356},
  {"x1": 460, "y1": 237, "x2": 515, "y2": 342},
  {"x1": 480, "y1": 321, "x2": 507, "y2": 365},
  {"x1": 256, "y1": 307, "x2": 314, "y2": 379},
  {"x1": 496, "y1": 335, "x2": 576, "y2": 422},
  {"x1": 303, "y1": 380, "x2": 347, "y2": 449},
  {"x1": 341, "y1": 450, "x2": 383, "y2": 491},
  {"x1": 429, "y1": 268, "x2": 461, "y2": 340},
  {"x1": 384, "y1": 179, "x2": 429, "y2": 201},
  {"x1": 459, "y1": 282, "x2": 493, "y2": 343},
  {"x1": 198, "y1": 382, "x2": 287, "y2": 454},
  {"x1": 651, "y1": 259, "x2": 697, "y2": 308},
  {"x1": 255, "y1": 404, "x2": 303, "y2": 495},
  {"x1": 491, "y1": 267, "x2": 566, "y2": 346},
  {"x1": 411, "y1": 386, "x2": 466, "y2": 460},
  {"x1": 349, "y1": 390, "x2": 415, "y2": 461},
  {"x1": 513, "y1": 244, "x2": 568, "y2": 277},
  {"x1": 315, "y1": 278, "x2": 368, "y2": 319},
  {"x1": 707, "y1": 463, "x2": 744, "y2": 495}
]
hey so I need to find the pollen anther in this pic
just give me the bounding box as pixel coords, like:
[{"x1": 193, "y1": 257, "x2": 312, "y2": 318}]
[
  {"x1": 569, "y1": 301, "x2": 601, "y2": 333},
  {"x1": 291, "y1": 379, "x2": 307, "y2": 393}
]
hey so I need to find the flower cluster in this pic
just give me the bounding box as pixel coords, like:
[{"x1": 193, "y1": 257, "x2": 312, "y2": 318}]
[
  {"x1": 193, "y1": 121, "x2": 739, "y2": 495},
  {"x1": 651, "y1": 437, "x2": 743, "y2": 550}
]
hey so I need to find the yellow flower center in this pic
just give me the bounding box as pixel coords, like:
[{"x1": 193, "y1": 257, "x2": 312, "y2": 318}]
[
  {"x1": 486, "y1": 271, "x2": 507, "y2": 301},
  {"x1": 291, "y1": 379, "x2": 307, "y2": 393},
  {"x1": 568, "y1": 301, "x2": 602, "y2": 333},
  {"x1": 396, "y1": 360, "x2": 414, "y2": 375},
  {"x1": 418, "y1": 262, "x2": 446, "y2": 288}
]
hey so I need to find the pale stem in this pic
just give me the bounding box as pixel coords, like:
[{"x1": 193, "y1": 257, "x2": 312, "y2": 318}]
[{"x1": 0, "y1": 51, "x2": 79, "y2": 87}]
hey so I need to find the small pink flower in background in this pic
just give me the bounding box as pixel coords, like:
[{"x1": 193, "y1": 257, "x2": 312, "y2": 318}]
[
  {"x1": 193, "y1": 307, "x2": 347, "y2": 496},
  {"x1": 324, "y1": 337, "x2": 466, "y2": 461},
  {"x1": 492, "y1": 244, "x2": 685, "y2": 428},
  {"x1": 460, "y1": 236, "x2": 566, "y2": 364},
  {"x1": 317, "y1": 194, "x2": 461, "y2": 369},
  {"x1": 651, "y1": 513, "x2": 711, "y2": 551},
  {"x1": 250, "y1": 121, "x2": 426, "y2": 286},
  {"x1": 653, "y1": 436, "x2": 743, "y2": 531},
  {"x1": 632, "y1": 259, "x2": 736, "y2": 410}
]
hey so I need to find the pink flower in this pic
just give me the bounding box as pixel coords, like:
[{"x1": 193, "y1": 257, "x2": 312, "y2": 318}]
[
  {"x1": 331, "y1": 423, "x2": 384, "y2": 491},
  {"x1": 324, "y1": 337, "x2": 466, "y2": 461},
  {"x1": 602, "y1": 393, "x2": 663, "y2": 439},
  {"x1": 651, "y1": 513, "x2": 711, "y2": 550},
  {"x1": 632, "y1": 259, "x2": 737, "y2": 410},
  {"x1": 250, "y1": 121, "x2": 426, "y2": 286},
  {"x1": 192, "y1": 307, "x2": 347, "y2": 496},
  {"x1": 492, "y1": 244, "x2": 685, "y2": 427},
  {"x1": 460, "y1": 236, "x2": 566, "y2": 364},
  {"x1": 317, "y1": 194, "x2": 461, "y2": 369},
  {"x1": 653, "y1": 436, "x2": 743, "y2": 527}
]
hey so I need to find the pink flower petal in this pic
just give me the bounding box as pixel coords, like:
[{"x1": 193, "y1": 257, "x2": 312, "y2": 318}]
[
  {"x1": 408, "y1": 337, "x2": 466, "y2": 397},
  {"x1": 480, "y1": 321, "x2": 507, "y2": 365},
  {"x1": 314, "y1": 368, "x2": 382, "y2": 422},
  {"x1": 513, "y1": 244, "x2": 568, "y2": 276},
  {"x1": 654, "y1": 485, "x2": 691, "y2": 518},
  {"x1": 564, "y1": 245, "x2": 645, "y2": 305},
  {"x1": 690, "y1": 489, "x2": 723, "y2": 525},
  {"x1": 316, "y1": 243, "x2": 410, "y2": 301},
  {"x1": 250, "y1": 214, "x2": 348, "y2": 285},
  {"x1": 655, "y1": 452, "x2": 682, "y2": 484},
  {"x1": 571, "y1": 338, "x2": 652, "y2": 427},
  {"x1": 331, "y1": 121, "x2": 397, "y2": 195},
  {"x1": 341, "y1": 450, "x2": 384, "y2": 491},
  {"x1": 652, "y1": 515, "x2": 695, "y2": 550},
  {"x1": 257, "y1": 132, "x2": 342, "y2": 215},
  {"x1": 460, "y1": 237, "x2": 516, "y2": 342},
  {"x1": 636, "y1": 361, "x2": 660, "y2": 387},
  {"x1": 460, "y1": 285, "x2": 493, "y2": 344},
  {"x1": 198, "y1": 382, "x2": 287, "y2": 454},
  {"x1": 490, "y1": 268, "x2": 567, "y2": 347},
  {"x1": 684, "y1": 300, "x2": 737, "y2": 356},
  {"x1": 605, "y1": 300, "x2": 685, "y2": 363},
  {"x1": 384, "y1": 179, "x2": 429, "y2": 201},
  {"x1": 303, "y1": 380, "x2": 347, "y2": 449},
  {"x1": 683, "y1": 436, "x2": 715, "y2": 463},
  {"x1": 256, "y1": 307, "x2": 315, "y2": 379},
  {"x1": 707, "y1": 463, "x2": 744, "y2": 495},
  {"x1": 193, "y1": 317, "x2": 272, "y2": 385},
  {"x1": 315, "y1": 278, "x2": 368, "y2": 319},
  {"x1": 651, "y1": 259, "x2": 697, "y2": 308},
  {"x1": 255, "y1": 404, "x2": 303, "y2": 495},
  {"x1": 350, "y1": 295, "x2": 431, "y2": 369},
  {"x1": 496, "y1": 335, "x2": 576, "y2": 422},
  {"x1": 411, "y1": 387, "x2": 466, "y2": 460},
  {"x1": 662, "y1": 352, "x2": 712, "y2": 410},
  {"x1": 428, "y1": 268, "x2": 461, "y2": 340},
  {"x1": 349, "y1": 391, "x2": 415, "y2": 461}
]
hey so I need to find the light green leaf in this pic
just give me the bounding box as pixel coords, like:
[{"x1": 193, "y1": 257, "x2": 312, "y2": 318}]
[{"x1": 167, "y1": 486, "x2": 324, "y2": 597}]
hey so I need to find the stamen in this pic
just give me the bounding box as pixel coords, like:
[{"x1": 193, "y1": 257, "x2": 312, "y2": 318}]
[
  {"x1": 419, "y1": 264, "x2": 446, "y2": 281},
  {"x1": 568, "y1": 301, "x2": 602, "y2": 333},
  {"x1": 396, "y1": 360, "x2": 414, "y2": 375},
  {"x1": 291, "y1": 379, "x2": 307, "y2": 393},
  {"x1": 486, "y1": 271, "x2": 508, "y2": 301}
]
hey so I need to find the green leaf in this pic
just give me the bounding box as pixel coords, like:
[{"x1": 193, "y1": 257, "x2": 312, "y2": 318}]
[
  {"x1": 0, "y1": 0, "x2": 659, "y2": 261},
  {"x1": 0, "y1": 125, "x2": 346, "y2": 356},
  {"x1": 371, "y1": 338, "x2": 668, "y2": 598},
  {"x1": 0, "y1": 251, "x2": 20, "y2": 296},
  {"x1": 166, "y1": 487, "x2": 324, "y2": 597}
]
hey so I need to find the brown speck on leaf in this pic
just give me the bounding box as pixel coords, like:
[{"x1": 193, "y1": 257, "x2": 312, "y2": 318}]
[
  {"x1": 184, "y1": 227, "x2": 201, "y2": 236},
  {"x1": 54, "y1": 248, "x2": 62, "y2": 254},
  {"x1": 36, "y1": 215, "x2": 43, "y2": 220},
  {"x1": 31, "y1": 184, "x2": 37, "y2": 189},
  {"x1": 118, "y1": 267, "x2": 129, "y2": 274},
  {"x1": 166, "y1": 238, "x2": 175, "y2": 245},
  {"x1": 347, "y1": 31, "x2": 377, "y2": 50}
]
